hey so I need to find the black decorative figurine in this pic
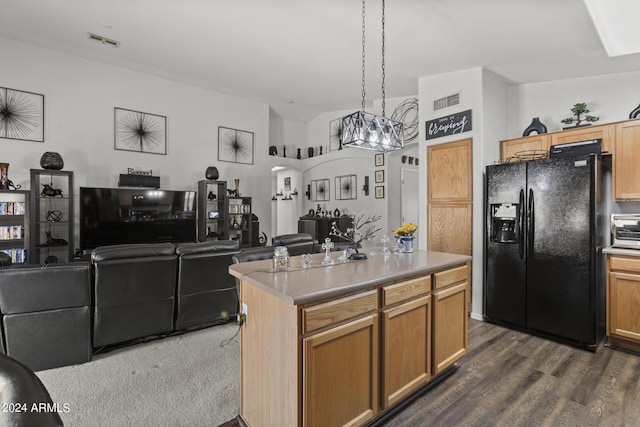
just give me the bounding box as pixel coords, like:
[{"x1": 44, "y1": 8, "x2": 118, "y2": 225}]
[
  {"x1": 522, "y1": 117, "x2": 548, "y2": 136},
  {"x1": 629, "y1": 103, "x2": 640, "y2": 119}
]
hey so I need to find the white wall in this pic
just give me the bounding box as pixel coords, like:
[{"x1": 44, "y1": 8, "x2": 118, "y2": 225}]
[
  {"x1": 0, "y1": 36, "x2": 273, "y2": 248},
  {"x1": 418, "y1": 67, "x2": 509, "y2": 320},
  {"x1": 507, "y1": 70, "x2": 640, "y2": 139}
]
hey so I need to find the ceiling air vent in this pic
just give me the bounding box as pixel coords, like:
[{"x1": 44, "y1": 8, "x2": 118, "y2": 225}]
[
  {"x1": 433, "y1": 93, "x2": 460, "y2": 111},
  {"x1": 88, "y1": 32, "x2": 120, "y2": 48}
]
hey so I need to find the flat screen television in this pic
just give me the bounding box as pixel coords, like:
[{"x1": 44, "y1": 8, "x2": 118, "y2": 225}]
[{"x1": 79, "y1": 187, "x2": 197, "y2": 251}]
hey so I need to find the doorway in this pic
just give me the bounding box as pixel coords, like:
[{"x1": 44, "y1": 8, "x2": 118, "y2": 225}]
[{"x1": 401, "y1": 168, "x2": 419, "y2": 226}]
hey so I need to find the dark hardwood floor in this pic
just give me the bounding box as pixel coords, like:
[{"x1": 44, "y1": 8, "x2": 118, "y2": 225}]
[{"x1": 220, "y1": 319, "x2": 640, "y2": 427}]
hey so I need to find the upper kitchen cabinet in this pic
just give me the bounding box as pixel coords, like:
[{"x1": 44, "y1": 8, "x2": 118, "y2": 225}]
[
  {"x1": 614, "y1": 119, "x2": 640, "y2": 201},
  {"x1": 549, "y1": 123, "x2": 614, "y2": 154},
  {"x1": 500, "y1": 134, "x2": 549, "y2": 163}
]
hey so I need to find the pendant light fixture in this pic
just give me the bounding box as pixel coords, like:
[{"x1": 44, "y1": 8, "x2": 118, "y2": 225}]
[{"x1": 341, "y1": 0, "x2": 404, "y2": 152}]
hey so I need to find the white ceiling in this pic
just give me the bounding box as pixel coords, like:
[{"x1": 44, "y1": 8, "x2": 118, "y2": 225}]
[{"x1": 2, "y1": 0, "x2": 640, "y2": 122}]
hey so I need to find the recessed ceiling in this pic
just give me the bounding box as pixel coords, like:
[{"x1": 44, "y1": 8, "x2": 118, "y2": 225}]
[{"x1": 2, "y1": 0, "x2": 640, "y2": 122}]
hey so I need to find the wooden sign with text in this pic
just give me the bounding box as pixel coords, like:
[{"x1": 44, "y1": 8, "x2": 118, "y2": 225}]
[{"x1": 425, "y1": 109, "x2": 472, "y2": 140}]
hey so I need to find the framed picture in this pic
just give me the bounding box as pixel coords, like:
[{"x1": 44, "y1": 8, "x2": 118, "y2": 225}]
[
  {"x1": 311, "y1": 179, "x2": 330, "y2": 201},
  {"x1": 375, "y1": 153, "x2": 384, "y2": 167},
  {"x1": 375, "y1": 170, "x2": 384, "y2": 183},
  {"x1": 375, "y1": 186, "x2": 385, "y2": 199},
  {"x1": 115, "y1": 107, "x2": 167, "y2": 155},
  {"x1": 218, "y1": 126, "x2": 254, "y2": 165},
  {"x1": 335, "y1": 175, "x2": 357, "y2": 200},
  {"x1": 0, "y1": 87, "x2": 44, "y2": 142},
  {"x1": 329, "y1": 118, "x2": 342, "y2": 151},
  {"x1": 284, "y1": 177, "x2": 291, "y2": 192}
]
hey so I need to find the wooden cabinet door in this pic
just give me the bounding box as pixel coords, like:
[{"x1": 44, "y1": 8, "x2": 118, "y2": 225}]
[
  {"x1": 381, "y1": 296, "x2": 431, "y2": 409},
  {"x1": 427, "y1": 203, "x2": 472, "y2": 255},
  {"x1": 433, "y1": 282, "x2": 468, "y2": 375},
  {"x1": 303, "y1": 314, "x2": 378, "y2": 427},
  {"x1": 614, "y1": 120, "x2": 640, "y2": 201},
  {"x1": 608, "y1": 271, "x2": 640, "y2": 342},
  {"x1": 549, "y1": 123, "x2": 614, "y2": 154},
  {"x1": 427, "y1": 139, "x2": 472, "y2": 202},
  {"x1": 500, "y1": 134, "x2": 549, "y2": 163}
]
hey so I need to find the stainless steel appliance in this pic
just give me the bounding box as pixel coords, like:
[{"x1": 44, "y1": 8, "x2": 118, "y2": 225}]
[
  {"x1": 611, "y1": 214, "x2": 640, "y2": 249},
  {"x1": 484, "y1": 154, "x2": 609, "y2": 350}
]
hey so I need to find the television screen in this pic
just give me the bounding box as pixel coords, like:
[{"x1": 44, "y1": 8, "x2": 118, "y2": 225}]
[{"x1": 79, "y1": 187, "x2": 197, "y2": 250}]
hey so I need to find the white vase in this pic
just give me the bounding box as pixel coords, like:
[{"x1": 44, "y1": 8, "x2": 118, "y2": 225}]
[{"x1": 400, "y1": 236, "x2": 414, "y2": 253}]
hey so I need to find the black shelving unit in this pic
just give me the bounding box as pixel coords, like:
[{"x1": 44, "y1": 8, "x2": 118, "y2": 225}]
[
  {"x1": 228, "y1": 196, "x2": 252, "y2": 248},
  {"x1": 197, "y1": 180, "x2": 228, "y2": 242},
  {"x1": 30, "y1": 169, "x2": 74, "y2": 264},
  {"x1": 0, "y1": 190, "x2": 29, "y2": 264}
]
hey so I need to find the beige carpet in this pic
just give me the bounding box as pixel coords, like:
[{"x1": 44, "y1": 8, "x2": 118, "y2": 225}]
[{"x1": 36, "y1": 323, "x2": 240, "y2": 427}]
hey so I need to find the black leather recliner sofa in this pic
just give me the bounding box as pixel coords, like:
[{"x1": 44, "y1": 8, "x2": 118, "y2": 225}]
[
  {"x1": 174, "y1": 240, "x2": 240, "y2": 330},
  {"x1": 0, "y1": 263, "x2": 92, "y2": 371},
  {"x1": 91, "y1": 243, "x2": 177, "y2": 348},
  {"x1": 271, "y1": 233, "x2": 316, "y2": 255}
]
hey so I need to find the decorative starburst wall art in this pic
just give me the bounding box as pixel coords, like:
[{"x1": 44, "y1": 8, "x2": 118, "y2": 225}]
[
  {"x1": 218, "y1": 126, "x2": 254, "y2": 165},
  {"x1": 311, "y1": 179, "x2": 330, "y2": 202},
  {"x1": 115, "y1": 108, "x2": 167, "y2": 155},
  {"x1": 0, "y1": 87, "x2": 44, "y2": 142},
  {"x1": 329, "y1": 118, "x2": 342, "y2": 151},
  {"x1": 335, "y1": 174, "x2": 357, "y2": 200}
]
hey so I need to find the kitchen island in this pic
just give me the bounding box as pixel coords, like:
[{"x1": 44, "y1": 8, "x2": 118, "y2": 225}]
[{"x1": 229, "y1": 249, "x2": 472, "y2": 427}]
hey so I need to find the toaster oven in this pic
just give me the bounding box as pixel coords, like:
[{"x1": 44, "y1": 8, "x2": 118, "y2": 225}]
[{"x1": 611, "y1": 214, "x2": 640, "y2": 249}]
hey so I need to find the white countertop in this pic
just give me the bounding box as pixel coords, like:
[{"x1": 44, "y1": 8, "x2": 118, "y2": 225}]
[{"x1": 229, "y1": 248, "x2": 472, "y2": 306}]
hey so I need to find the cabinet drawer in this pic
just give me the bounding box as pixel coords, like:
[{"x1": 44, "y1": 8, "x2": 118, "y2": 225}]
[
  {"x1": 382, "y1": 276, "x2": 431, "y2": 307},
  {"x1": 609, "y1": 255, "x2": 640, "y2": 273},
  {"x1": 434, "y1": 264, "x2": 468, "y2": 290},
  {"x1": 302, "y1": 290, "x2": 378, "y2": 334}
]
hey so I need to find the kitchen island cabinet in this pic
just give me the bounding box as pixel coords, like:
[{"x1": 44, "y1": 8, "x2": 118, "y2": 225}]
[
  {"x1": 603, "y1": 248, "x2": 640, "y2": 353},
  {"x1": 229, "y1": 250, "x2": 471, "y2": 427}
]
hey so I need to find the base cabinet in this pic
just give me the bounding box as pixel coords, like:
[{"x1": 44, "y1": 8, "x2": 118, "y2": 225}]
[
  {"x1": 239, "y1": 261, "x2": 470, "y2": 427},
  {"x1": 607, "y1": 255, "x2": 640, "y2": 351},
  {"x1": 303, "y1": 314, "x2": 379, "y2": 427},
  {"x1": 433, "y1": 282, "x2": 468, "y2": 374},
  {"x1": 382, "y1": 295, "x2": 431, "y2": 409}
]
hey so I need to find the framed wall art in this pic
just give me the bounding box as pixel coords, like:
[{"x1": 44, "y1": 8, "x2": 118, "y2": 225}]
[
  {"x1": 375, "y1": 153, "x2": 384, "y2": 167},
  {"x1": 329, "y1": 118, "x2": 342, "y2": 151},
  {"x1": 218, "y1": 126, "x2": 254, "y2": 165},
  {"x1": 115, "y1": 107, "x2": 167, "y2": 155},
  {"x1": 335, "y1": 174, "x2": 357, "y2": 200},
  {"x1": 284, "y1": 177, "x2": 291, "y2": 192},
  {"x1": 375, "y1": 170, "x2": 384, "y2": 183},
  {"x1": 0, "y1": 87, "x2": 44, "y2": 142},
  {"x1": 375, "y1": 185, "x2": 385, "y2": 199},
  {"x1": 311, "y1": 179, "x2": 330, "y2": 201}
]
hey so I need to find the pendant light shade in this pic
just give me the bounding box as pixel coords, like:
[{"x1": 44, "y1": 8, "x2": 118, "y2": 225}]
[
  {"x1": 341, "y1": 0, "x2": 404, "y2": 152},
  {"x1": 342, "y1": 111, "x2": 404, "y2": 151}
]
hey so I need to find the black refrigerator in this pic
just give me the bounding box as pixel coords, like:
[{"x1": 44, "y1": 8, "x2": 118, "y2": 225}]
[{"x1": 484, "y1": 154, "x2": 608, "y2": 350}]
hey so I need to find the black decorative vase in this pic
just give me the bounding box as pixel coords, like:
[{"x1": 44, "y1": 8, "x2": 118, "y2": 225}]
[
  {"x1": 40, "y1": 152, "x2": 64, "y2": 170},
  {"x1": 297, "y1": 148, "x2": 301, "y2": 159},
  {"x1": 205, "y1": 166, "x2": 219, "y2": 180},
  {"x1": 629, "y1": 103, "x2": 640, "y2": 119},
  {"x1": 522, "y1": 117, "x2": 548, "y2": 136},
  {"x1": 308, "y1": 147, "x2": 314, "y2": 158}
]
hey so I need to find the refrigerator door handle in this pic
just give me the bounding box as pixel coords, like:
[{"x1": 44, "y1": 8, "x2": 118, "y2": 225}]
[
  {"x1": 519, "y1": 189, "x2": 525, "y2": 259},
  {"x1": 528, "y1": 188, "x2": 534, "y2": 253}
]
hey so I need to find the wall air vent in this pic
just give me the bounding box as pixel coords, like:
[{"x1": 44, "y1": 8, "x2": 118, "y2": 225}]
[
  {"x1": 433, "y1": 93, "x2": 460, "y2": 111},
  {"x1": 88, "y1": 32, "x2": 120, "y2": 48}
]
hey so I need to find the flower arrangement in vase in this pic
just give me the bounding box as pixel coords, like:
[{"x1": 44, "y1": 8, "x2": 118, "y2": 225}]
[
  {"x1": 330, "y1": 213, "x2": 381, "y2": 260},
  {"x1": 393, "y1": 223, "x2": 417, "y2": 253}
]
